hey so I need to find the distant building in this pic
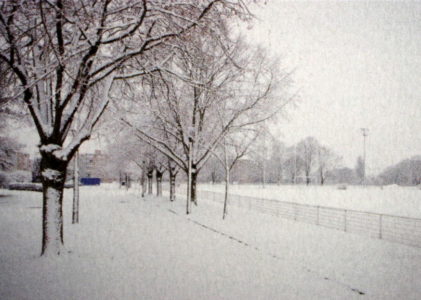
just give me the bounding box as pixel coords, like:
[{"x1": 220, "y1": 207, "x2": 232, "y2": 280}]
[
  {"x1": 2, "y1": 150, "x2": 32, "y2": 172},
  {"x1": 77, "y1": 150, "x2": 114, "y2": 182},
  {"x1": 16, "y1": 152, "x2": 31, "y2": 171},
  {"x1": 31, "y1": 150, "x2": 114, "y2": 183}
]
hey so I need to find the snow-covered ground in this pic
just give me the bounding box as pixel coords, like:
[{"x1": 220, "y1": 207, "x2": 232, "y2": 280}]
[
  {"x1": 1, "y1": 185, "x2": 421, "y2": 299},
  {"x1": 190, "y1": 183, "x2": 421, "y2": 219}
]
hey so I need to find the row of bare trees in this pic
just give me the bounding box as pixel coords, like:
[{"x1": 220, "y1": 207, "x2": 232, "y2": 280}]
[
  {"x1": 0, "y1": 0, "x2": 256, "y2": 256},
  {"x1": 243, "y1": 135, "x2": 342, "y2": 186},
  {"x1": 109, "y1": 30, "x2": 292, "y2": 214}
]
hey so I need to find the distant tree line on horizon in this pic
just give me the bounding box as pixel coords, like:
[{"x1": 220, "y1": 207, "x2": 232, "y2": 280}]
[
  {"x1": 103, "y1": 133, "x2": 421, "y2": 187},
  {"x1": 3, "y1": 134, "x2": 419, "y2": 188}
]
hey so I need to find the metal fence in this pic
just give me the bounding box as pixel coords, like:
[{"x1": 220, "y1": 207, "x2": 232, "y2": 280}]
[{"x1": 196, "y1": 190, "x2": 421, "y2": 248}]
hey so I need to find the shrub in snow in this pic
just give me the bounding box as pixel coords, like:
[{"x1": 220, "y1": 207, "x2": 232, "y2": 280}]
[
  {"x1": 9, "y1": 170, "x2": 32, "y2": 183},
  {"x1": 9, "y1": 183, "x2": 42, "y2": 192},
  {"x1": 0, "y1": 170, "x2": 32, "y2": 188},
  {"x1": 337, "y1": 184, "x2": 347, "y2": 190}
]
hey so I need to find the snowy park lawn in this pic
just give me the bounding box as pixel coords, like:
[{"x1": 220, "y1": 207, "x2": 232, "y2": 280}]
[
  {"x1": 195, "y1": 183, "x2": 421, "y2": 219},
  {"x1": 1, "y1": 185, "x2": 421, "y2": 300}
]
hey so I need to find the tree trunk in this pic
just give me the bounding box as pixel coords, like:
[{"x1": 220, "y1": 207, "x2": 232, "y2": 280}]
[
  {"x1": 211, "y1": 171, "x2": 216, "y2": 184},
  {"x1": 156, "y1": 171, "x2": 163, "y2": 196},
  {"x1": 169, "y1": 173, "x2": 176, "y2": 201},
  {"x1": 141, "y1": 170, "x2": 146, "y2": 198},
  {"x1": 262, "y1": 160, "x2": 266, "y2": 188},
  {"x1": 222, "y1": 167, "x2": 229, "y2": 219},
  {"x1": 306, "y1": 171, "x2": 310, "y2": 185},
  {"x1": 125, "y1": 173, "x2": 130, "y2": 190},
  {"x1": 191, "y1": 170, "x2": 197, "y2": 205},
  {"x1": 147, "y1": 170, "x2": 153, "y2": 195},
  {"x1": 40, "y1": 154, "x2": 68, "y2": 256},
  {"x1": 277, "y1": 165, "x2": 282, "y2": 185},
  {"x1": 72, "y1": 150, "x2": 79, "y2": 224}
]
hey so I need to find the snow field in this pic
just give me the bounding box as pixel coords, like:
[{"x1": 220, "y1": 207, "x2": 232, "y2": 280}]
[
  {"x1": 189, "y1": 183, "x2": 421, "y2": 219},
  {"x1": 1, "y1": 186, "x2": 421, "y2": 299}
]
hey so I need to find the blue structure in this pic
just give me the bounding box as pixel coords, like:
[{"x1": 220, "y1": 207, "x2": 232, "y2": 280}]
[{"x1": 80, "y1": 177, "x2": 101, "y2": 186}]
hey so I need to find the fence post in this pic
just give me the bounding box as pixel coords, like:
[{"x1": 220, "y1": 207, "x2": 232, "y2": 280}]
[
  {"x1": 379, "y1": 214, "x2": 383, "y2": 239},
  {"x1": 344, "y1": 209, "x2": 347, "y2": 232}
]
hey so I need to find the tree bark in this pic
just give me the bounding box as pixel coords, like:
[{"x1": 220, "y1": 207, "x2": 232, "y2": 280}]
[
  {"x1": 306, "y1": 171, "x2": 310, "y2": 185},
  {"x1": 147, "y1": 170, "x2": 153, "y2": 195},
  {"x1": 125, "y1": 173, "x2": 130, "y2": 190},
  {"x1": 156, "y1": 170, "x2": 163, "y2": 196},
  {"x1": 169, "y1": 173, "x2": 176, "y2": 201},
  {"x1": 40, "y1": 153, "x2": 68, "y2": 256},
  {"x1": 277, "y1": 166, "x2": 283, "y2": 185},
  {"x1": 141, "y1": 169, "x2": 146, "y2": 198},
  {"x1": 211, "y1": 171, "x2": 216, "y2": 184},
  {"x1": 72, "y1": 151, "x2": 79, "y2": 224},
  {"x1": 222, "y1": 166, "x2": 229, "y2": 219},
  {"x1": 191, "y1": 170, "x2": 197, "y2": 205}
]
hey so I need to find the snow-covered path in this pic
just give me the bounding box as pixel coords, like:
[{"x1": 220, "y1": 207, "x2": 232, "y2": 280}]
[{"x1": 1, "y1": 187, "x2": 420, "y2": 299}]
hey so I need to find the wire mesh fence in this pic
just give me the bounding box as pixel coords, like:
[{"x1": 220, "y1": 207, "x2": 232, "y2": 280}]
[{"x1": 195, "y1": 189, "x2": 421, "y2": 248}]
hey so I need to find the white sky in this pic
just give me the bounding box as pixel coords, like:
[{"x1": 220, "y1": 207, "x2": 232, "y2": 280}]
[{"x1": 243, "y1": 0, "x2": 421, "y2": 174}]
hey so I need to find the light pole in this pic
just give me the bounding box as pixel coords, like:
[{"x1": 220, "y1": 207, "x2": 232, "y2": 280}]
[{"x1": 361, "y1": 128, "x2": 369, "y2": 185}]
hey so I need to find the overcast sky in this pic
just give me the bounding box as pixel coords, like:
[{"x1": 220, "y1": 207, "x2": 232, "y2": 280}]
[{"x1": 243, "y1": 0, "x2": 421, "y2": 174}]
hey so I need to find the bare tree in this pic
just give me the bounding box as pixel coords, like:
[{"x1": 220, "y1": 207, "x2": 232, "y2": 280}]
[
  {"x1": 213, "y1": 129, "x2": 258, "y2": 219},
  {"x1": 283, "y1": 149, "x2": 304, "y2": 184},
  {"x1": 248, "y1": 129, "x2": 268, "y2": 187},
  {"x1": 355, "y1": 156, "x2": 365, "y2": 185},
  {"x1": 105, "y1": 129, "x2": 156, "y2": 194},
  {"x1": 296, "y1": 137, "x2": 319, "y2": 185},
  {"x1": 270, "y1": 139, "x2": 286, "y2": 184},
  {"x1": 317, "y1": 145, "x2": 341, "y2": 185},
  {"x1": 378, "y1": 156, "x2": 421, "y2": 186},
  {"x1": 248, "y1": 126, "x2": 285, "y2": 186},
  {"x1": 120, "y1": 33, "x2": 291, "y2": 210}
]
